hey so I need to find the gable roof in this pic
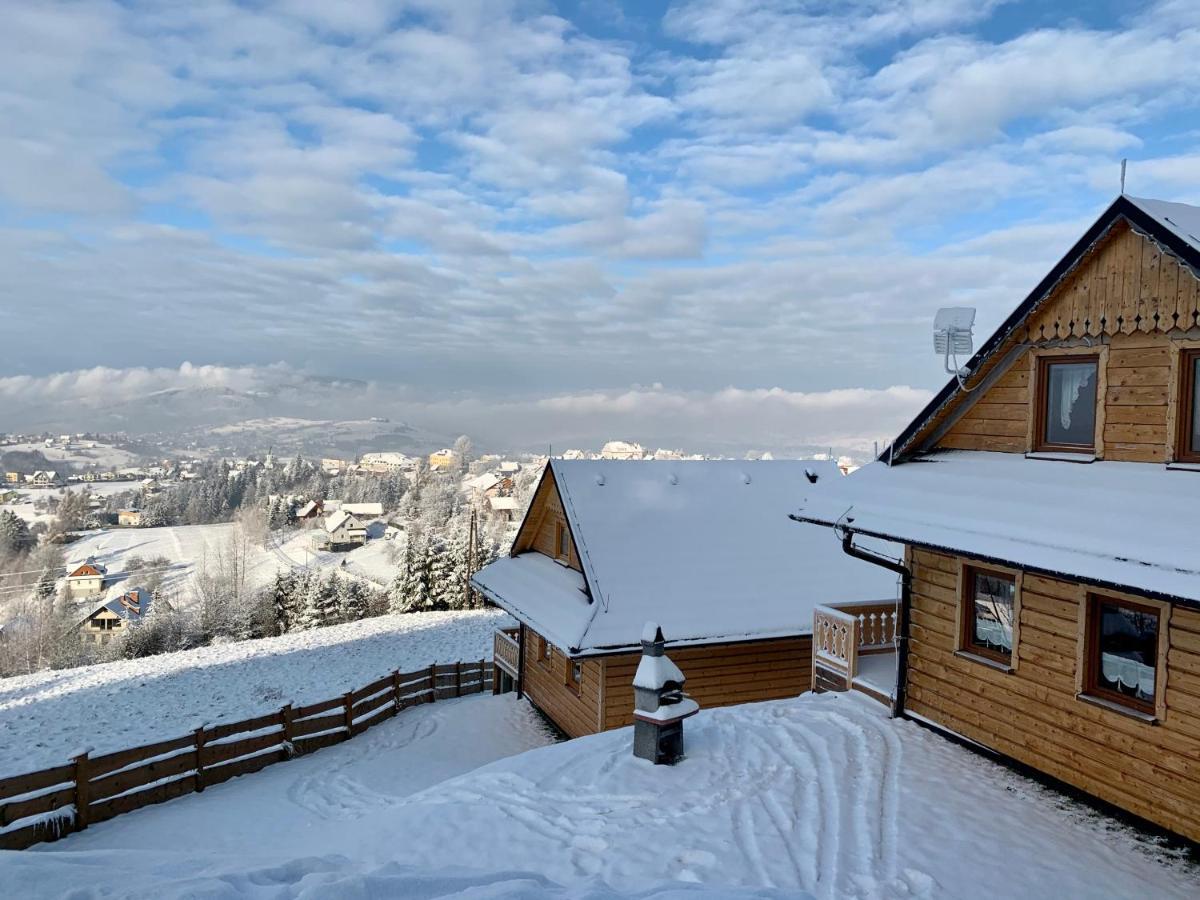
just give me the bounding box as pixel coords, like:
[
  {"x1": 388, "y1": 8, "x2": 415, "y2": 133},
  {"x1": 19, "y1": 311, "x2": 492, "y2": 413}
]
[
  {"x1": 83, "y1": 588, "x2": 153, "y2": 624},
  {"x1": 472, "y1": 459, "x2": 900, "y2": 655},
  {"x1": 792, "y1": 450, "x2": 1200, "y2": 607},
  {"x1": 890, "y1": 194, "x2": 1200, "y2": 460},
  {"x1": 325, "y1": 509, "x2": 363, "y2": 533},
  {"x1": 69, "y1": 558, "x2": 106, "y2": 579}
]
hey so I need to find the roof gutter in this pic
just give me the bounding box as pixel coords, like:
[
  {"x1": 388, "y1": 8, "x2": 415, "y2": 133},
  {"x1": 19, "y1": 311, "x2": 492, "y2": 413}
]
[{"x1": 838, "y1": 529, "x2": 911, "y2": 720}]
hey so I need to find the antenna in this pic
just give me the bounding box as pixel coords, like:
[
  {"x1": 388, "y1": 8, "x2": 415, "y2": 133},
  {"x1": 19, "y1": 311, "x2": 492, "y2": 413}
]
[
  {"x1": 933, "y1": 307, "x2": 979, "y2": 392},
  {"x1": 1120, "y1": 158, "x2": 1127, "y2": 195}
]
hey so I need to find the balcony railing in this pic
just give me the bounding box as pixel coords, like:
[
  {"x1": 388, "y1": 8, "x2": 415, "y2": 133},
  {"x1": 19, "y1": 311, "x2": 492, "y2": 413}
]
[
  {"x1": 493, "y1": 626, "x2": 520, "y2": 679},
  {"x1": 812, "y1": 600, "x2": 898, "y2": 693}
]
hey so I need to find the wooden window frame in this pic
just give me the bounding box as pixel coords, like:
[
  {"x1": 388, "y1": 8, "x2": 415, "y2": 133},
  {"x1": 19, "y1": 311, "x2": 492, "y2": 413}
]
[
  {"x1": 1174, "y1": 347, "x2": 1200, "y2": 463},
  {"x1": 1079, "y1": 593, "x2": 1167, "y2": 720},
  {"x1": 554, "y1": 521, "x2": 569, "y2": 562},
  {"x1": 955, "y1": 561, "x2": 1021, "y2": 672},
  {"x1": 1033, "y1": 353, "x2": 1101, "y2": 454},
  {"x1": 537, "y1": 634, "x2": 552, "y2": 669},
  {"x1": 565, "y1": 659, "x2": 582, "y2": 695},
  {"x1": 958, "y1": 565, "x2": 1018, "y2": 667}
]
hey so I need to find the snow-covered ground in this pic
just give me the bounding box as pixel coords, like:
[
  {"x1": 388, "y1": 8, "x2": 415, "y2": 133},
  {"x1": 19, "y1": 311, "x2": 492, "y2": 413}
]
[
  {"x1": 3, "y1": 440, "x2": 145, "y2": 470},
  {"x1": 60, "y1": 521, "x2": 401, "y2": 611},
  {"x1": 0, "y1": 608, "x2": 509, "y2": 772},
  {"x1": 2, "y1": 691, "x2": 1194, "y2": 898}
]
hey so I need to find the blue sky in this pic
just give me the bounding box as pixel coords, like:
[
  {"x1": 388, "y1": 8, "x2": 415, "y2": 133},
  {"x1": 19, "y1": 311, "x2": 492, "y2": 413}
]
[{"x1": 1, "y1": 1, "x2": 1199, "y2": 451}]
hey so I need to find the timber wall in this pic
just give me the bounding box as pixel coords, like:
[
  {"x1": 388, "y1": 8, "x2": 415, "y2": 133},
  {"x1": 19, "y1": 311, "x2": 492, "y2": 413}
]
[
  {"x1": 521, "y1": 626, "x2": 604, "y2": 737},
  {"x1": 512, "y1": 468, "x2": 581, "y2": 571},
  {"x1": 906, "y1": 547, "x2": 1200, "y2": 842},
  {"x1": 602, "y1": 637, "x2": 812, "y2": 731},
  {"x1": 932, "y1": 223, "x2": 1200, "y2": 462}
]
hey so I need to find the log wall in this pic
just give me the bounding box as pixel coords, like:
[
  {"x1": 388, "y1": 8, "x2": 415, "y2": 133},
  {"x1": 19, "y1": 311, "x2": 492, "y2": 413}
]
[
  {"x1": 928, "y1": 223, "x2": 1200, "y2": 462},
  {"x1": 512, "y1": 467, "x2": 581, "y2": 571},
  {"x1": 906, "y1": 547, "x2": 1200, "y2": 842},
  {"x1": 600, "y1": 637, "x2": 812, "y2": 731},
  {"x1": 520, "y1": 627, "x2": 604, "y2": 738}
]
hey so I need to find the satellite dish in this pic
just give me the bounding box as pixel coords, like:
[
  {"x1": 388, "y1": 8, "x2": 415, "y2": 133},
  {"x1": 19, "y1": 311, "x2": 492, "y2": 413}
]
[{"x1": 933, "y1": 307, "x2": 975, "y2": 377}]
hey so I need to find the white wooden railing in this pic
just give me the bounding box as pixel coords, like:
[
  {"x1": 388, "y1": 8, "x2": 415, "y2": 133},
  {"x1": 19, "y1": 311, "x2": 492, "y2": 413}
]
[{"x1": 812, "y1": 600, "x2": 898, "y2": 691}]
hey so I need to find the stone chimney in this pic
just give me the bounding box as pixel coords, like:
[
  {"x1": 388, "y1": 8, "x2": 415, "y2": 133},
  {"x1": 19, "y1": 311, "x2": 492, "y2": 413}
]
[{"x1": 632, "y1": 622, "x2": 699, "y2": 765}]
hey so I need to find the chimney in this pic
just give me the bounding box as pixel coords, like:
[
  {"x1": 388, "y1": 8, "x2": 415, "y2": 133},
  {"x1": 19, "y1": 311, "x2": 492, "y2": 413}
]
[{"x1": 632, "y1": 622, "x2": 699, "y2": 765}]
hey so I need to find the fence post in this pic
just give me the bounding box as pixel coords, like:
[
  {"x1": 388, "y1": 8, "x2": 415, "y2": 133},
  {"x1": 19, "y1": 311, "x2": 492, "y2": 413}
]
[
  {"x1": 392, "y1": 669, "x2": 402, "y2": 712},
  {"x1": 428, "y1": 661, "x2": 437, "y2": 703},
  {"x1": 455, "y1": 660, "x2": 462, "y2": 697},
  {"x1": 194, "y1": 726, "x2": 207, "y2": 793},
  {"x1": 343, "y1": 691, "x2": 354, "y2": 737},
  {"x1": 281, "y1": 704, "x2": 294, "y2": 757},
  {"x1": 72, "y1": 749, "x2": 90, "y2": 832},
  {"x1": 479, "y1": 658, "x2": 486, "y2": 693}
]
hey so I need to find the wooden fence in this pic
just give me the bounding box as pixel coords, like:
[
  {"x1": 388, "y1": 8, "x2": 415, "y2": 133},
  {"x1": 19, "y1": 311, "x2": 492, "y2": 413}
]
[{"x1": 0, "y1": 659, "x2": 493, "y2": 851}]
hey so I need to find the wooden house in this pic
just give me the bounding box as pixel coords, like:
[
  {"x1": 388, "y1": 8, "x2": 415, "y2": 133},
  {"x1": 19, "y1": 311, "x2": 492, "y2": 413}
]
[
  {"x1": 117, "y1": 509, "x2": 144, "y2": 527},
  {"x1": 794, "y1": 195, "x2": 1200, "y2": 843},
  {"x1": 471, "y1": 459, "x2": 899, "y2": 738},
  {"x1": 295, "y1": 499, "x2": 324, "y2": 526},
  {"x1": 78, "y1": 588, "x2": 154, "y2": 646}
]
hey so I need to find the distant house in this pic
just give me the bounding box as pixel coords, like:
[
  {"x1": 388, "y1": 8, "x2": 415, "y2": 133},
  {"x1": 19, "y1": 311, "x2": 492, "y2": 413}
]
[
  {"x1": 67, "y1": 558, "x2": 107, "y2": 599},
  {"x1": 428, "y1": 448, "x2": 456, "y2": 470},
  {"x1": 359, "y1": 452, "x2": 413, "y2": 475},
  {"x1": 341, "y1": 502, "x2": 383, "y2": 518},
  {"x1": 27, "y1": 471, "x2": 58, "y2": 487},
  {"x1": 3, "y1": 472, "x2": 20, "y2": 484},
  {"x1": 321, "y1": 457, "x2": 353, "y2": 475},
  {"x1": 599, "y1": 441, "x2": 644, "y2": 460},
  {"x1": 325, "y1": 510, "x2": 366, "y2": 549},
  {"x1": 464, "y1": 472, "x2": 501, "y2": 497},
  {"x1": 488, "y1": 495, "x2": 520, "y2": 522},
  {"x1": 499, "y1": 461, "x2": 521, "y2": 474},
  {"x1": 117, "y1": 509, "x2": 144, "y2": 527},
  {"x1": 295, "y1": 499, "x2": 325, "y2": 526},
  {"x1": 78, "y1": 588, "x2": 155, "y2": 646},
  {"x1": 472, "y1": 460, "x2": 898, "y2": 738}
]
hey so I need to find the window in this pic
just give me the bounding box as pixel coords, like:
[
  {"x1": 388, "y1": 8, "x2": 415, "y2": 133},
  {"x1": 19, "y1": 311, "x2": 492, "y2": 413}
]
[
  {"x1": 566, "y1": 660, "x2": 582, "y2": 694},
  {"x1": 91, "y1": 618, "x2": 116, "y2": 631},
  {"x1": 555, "y1": 522, "x2": 569, "y2": 561},
  {"x1": 1176, "y1": 348, "x2": 1200, "y2": 463},
  {"x1": 1035, "y1": 356, "x2": 1099, "y2": 452},
  {"x1": 538, "y1": 635, "x2": 552, "y2": 667},
  {"x1": 1084, "y1": 595, "x2": 1161, "y2": 715},
  {"x1": 960, "y1": 567, "x2": 1016, "y2": 665}
]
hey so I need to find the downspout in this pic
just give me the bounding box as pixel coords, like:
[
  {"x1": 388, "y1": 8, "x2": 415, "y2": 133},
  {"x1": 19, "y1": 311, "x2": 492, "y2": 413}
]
[
  {"x1": 839, "y1": 530, "x2": 912, "y2": 719},
  {"x1": 516, "y1": 623, "x2": 526, "y2": 700}
]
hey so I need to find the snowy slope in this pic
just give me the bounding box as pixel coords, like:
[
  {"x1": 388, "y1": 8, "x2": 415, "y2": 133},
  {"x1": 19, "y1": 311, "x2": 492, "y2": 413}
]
[
  {"x1": 60, "y1": 522, "x2": 401, "y2": 612},
  {"x1": 0, "y1": 609, "x2": 509, "y2": 772},
  {"x1": 1, "y1": 691, "x2": 1194, "y2": 898}
]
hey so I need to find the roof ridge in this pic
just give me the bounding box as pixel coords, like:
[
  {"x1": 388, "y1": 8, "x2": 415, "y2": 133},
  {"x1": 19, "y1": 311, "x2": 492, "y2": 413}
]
[{"x1": 550, "y1": 460, "x2": 607, "y2": 653}]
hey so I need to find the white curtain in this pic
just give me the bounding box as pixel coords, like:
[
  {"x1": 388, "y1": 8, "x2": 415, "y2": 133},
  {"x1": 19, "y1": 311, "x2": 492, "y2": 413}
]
[
  {"x1": 1058, "y1": 366, "x2": 1093, "y2": 429},
  {"x1": 1101, "y1": 652, "x2": 1155, "y2": 700}
]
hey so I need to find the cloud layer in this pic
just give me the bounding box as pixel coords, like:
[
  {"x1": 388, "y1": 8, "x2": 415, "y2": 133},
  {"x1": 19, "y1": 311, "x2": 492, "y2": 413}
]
[{"x1": 0, "y1": 364, "x2": 930, "y2": 458}]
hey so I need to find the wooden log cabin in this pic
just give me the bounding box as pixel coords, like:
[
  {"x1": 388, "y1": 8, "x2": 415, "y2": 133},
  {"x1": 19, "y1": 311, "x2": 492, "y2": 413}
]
[
  {"x1": 471, "y1": 459, "x2": 899, "y2": 738},
  {"x1": 794, "y1": 194, "x2": 1200, "y2": 843}
]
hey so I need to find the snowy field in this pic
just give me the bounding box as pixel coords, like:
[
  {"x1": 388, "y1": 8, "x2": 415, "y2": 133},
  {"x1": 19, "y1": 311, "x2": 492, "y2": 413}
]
[
  {"x1": 0, "y1": 608, "x2": 509, "y2": 772},
  {"x1": 2, "y1": 440, "x2": 145, "y2": 470},
  {"x1": 60, "y1": 521, "x2": 401, "y2": 611},
  {"x1": 1, "y1": 691, "x2": 1195, "y2": 898}
]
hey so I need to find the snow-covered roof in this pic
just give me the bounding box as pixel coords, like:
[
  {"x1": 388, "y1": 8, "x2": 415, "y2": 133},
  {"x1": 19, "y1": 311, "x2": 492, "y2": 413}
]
[
  {"x1": 465, "y1": 473, "x2": 501, "y2": 492},
  {"x1": 86, "y1": 588, "x2": 153, "y2": 623},
  {"x1": 296, "y1": 500, "x2": 320, "y2": 518},
  {"x1": 341, "y1": 502, "x2": 383, "y2": 517},
  {"x1": 326, "y1": 509, "x2": 363, "y2": 532},
  {"x1": 793, "y1": 450, "x2": 1200, "y2": 606},
  {"x1": 488, "y1": 496, "x2": 519, "y2": 511},
  {"x1": 473, "y1": 460, "x2": 899, "y2": 655},
  {"x1": 1126, "y1": 196, "x2": 1200, "y2": 253}
]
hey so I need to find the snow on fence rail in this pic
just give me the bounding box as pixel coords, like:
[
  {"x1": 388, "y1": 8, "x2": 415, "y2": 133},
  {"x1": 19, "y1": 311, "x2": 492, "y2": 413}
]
[{"x1": 0, "y1": 659, "x2": 494, "y2": 851}]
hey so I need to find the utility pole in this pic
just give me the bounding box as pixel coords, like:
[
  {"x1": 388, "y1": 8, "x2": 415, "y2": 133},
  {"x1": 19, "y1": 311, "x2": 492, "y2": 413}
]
[{"x1": 466, "y1": 507, "x2": 478, "y2": 606}]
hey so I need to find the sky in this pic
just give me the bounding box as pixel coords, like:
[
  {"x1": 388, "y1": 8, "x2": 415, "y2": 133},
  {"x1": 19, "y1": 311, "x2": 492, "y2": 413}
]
[{"x1": 2, "y1": 0, "x2": 1200, "y2": 453}]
